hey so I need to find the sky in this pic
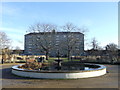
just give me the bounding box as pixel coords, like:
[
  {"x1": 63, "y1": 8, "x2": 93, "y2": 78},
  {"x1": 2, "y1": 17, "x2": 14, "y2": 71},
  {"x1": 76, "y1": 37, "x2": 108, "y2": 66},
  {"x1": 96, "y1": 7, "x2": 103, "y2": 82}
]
[{"x1": 1, "y1": 2, "x2": 118, "y2": 50}]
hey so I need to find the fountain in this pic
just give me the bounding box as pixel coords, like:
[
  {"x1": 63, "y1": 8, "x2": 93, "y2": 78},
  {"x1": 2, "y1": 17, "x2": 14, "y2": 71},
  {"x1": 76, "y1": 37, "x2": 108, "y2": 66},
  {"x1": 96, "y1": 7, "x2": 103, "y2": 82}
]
[{"x1": 11, "y1": 53, "x2": 107, "y2": 79}]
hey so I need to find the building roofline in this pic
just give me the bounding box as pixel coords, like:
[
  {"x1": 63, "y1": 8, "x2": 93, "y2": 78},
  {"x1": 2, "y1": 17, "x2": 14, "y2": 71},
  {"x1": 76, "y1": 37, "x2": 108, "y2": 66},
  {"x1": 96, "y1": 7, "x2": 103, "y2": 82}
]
[{"x1": 25, "y1": 32, "x2": 84, "y2": 36}]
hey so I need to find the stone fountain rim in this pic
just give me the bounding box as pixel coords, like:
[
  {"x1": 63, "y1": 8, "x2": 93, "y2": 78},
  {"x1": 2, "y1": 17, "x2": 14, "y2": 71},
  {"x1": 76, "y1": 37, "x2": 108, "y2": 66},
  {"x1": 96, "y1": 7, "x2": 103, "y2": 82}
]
[{"x1": 12, "y1": 63, "x2": 106, "y2": 73}]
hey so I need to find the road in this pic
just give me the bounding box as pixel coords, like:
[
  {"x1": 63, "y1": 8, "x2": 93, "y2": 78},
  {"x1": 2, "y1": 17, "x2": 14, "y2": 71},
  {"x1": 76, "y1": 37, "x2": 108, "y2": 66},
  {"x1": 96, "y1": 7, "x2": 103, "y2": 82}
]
[{"x1": 1, "y1": 63, "x2": 119, "y2": 88}]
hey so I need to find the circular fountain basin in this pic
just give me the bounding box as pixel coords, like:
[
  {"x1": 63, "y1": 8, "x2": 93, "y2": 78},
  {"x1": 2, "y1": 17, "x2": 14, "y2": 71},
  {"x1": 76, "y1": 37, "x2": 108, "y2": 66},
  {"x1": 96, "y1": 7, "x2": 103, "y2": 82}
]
[{"x1": 12, "y1": 63, "x2": 106, "y2": 79}]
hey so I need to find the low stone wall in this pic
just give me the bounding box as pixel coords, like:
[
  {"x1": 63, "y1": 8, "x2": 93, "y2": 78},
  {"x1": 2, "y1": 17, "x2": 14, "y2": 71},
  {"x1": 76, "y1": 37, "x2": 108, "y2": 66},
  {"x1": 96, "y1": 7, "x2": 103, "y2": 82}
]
[{"x1": 12, "y1": 64, "x2": 106, "y2": 79}]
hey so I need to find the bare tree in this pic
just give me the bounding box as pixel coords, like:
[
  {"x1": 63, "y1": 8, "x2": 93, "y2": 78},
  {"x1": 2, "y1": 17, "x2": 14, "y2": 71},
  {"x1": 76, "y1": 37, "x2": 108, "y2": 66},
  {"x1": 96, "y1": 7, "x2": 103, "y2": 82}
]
[
  {"x1": 28, "y1": 23, "x2": 57, "y2": 60},
  {"x1": 60, "y1": 23, "x2": 84, "y2": 60},
  {"x1": 27, "y1": 22, "x2": 85, "y2": 60},
  {"x1": 0, "y1": 31, "x2": 11, "y2": 64},
  {"x1": 105, "y1": 43, "x2": 118, "y2": 51},
  {"x1": 88, "y1": 37, "x2": 102, "y2": 57},
  {"x1": 13, "y1": 46, "x2": 22, "y2": 54},
  {"x1": 0, "y1": 32, "x2": 11, "y2": 49},
  {"x1": 90, "y1": 37, "x2": 99, "y2": 50},
  {"x1": 105, "y1": 43, "x2": 118, "y2": 64},
  {"x1": 2, "y1": 47, "x2": 12, "y2": 63}
]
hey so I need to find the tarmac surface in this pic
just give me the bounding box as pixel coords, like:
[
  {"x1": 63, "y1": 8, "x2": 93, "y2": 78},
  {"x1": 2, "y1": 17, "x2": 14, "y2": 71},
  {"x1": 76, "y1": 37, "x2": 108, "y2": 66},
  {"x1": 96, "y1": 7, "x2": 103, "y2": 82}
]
[{"x1": 1, "y1": 63, "x2": 119, "y2": 89}]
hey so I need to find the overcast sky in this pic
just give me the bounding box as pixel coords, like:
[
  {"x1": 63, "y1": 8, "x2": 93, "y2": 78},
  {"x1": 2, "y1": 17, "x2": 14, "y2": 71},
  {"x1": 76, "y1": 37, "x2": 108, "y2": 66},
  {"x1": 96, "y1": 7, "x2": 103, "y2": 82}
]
[{"x1": 1, "y1": 2, "x2": 118, "y2": 50}]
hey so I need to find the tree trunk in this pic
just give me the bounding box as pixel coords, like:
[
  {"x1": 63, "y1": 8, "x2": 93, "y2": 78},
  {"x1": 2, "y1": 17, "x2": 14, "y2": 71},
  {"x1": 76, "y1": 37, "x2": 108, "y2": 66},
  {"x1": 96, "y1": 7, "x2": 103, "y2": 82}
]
[
  {"x1": 45, "y1": 51, "x2": 49, "y2": 60},
  {"x1": 1, "y1": 53, "x2": 4, "y2": 64},
  {"x1": 2, "y1": 59, "x2": 4, "y2": 64},
  {"x1": 67, "y1": 51, "x2": 71, "y2": 61}
]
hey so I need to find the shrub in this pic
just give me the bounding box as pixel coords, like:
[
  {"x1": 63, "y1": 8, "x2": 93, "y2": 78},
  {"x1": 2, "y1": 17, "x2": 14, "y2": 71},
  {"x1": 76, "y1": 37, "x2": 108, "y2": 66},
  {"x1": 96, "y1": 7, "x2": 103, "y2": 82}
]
[{"x1": 18, "y1": 61, "x2": 50, "y2": 70}]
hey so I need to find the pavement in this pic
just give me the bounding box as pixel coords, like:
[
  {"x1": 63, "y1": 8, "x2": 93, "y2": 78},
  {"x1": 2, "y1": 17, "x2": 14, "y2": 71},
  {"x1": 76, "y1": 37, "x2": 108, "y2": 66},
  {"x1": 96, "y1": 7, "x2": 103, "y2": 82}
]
[{"x1": 0, "y1": 63, "x2": 119, "y2": 89}]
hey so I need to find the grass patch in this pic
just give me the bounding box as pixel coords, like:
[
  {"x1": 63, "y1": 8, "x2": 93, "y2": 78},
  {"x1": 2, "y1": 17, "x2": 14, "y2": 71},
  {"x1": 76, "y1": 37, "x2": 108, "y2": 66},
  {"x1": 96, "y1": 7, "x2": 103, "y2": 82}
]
[
  {"x1": 48, "y1": 57, "x2": 68, "y2": 63},
  {"x1": 48, "y1": 57, "x2": 82, "y2": 63}
]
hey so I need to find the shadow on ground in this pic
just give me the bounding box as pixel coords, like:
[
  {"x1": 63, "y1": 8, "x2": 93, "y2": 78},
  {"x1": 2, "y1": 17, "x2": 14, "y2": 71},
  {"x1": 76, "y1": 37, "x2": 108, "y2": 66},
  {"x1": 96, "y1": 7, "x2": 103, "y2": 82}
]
[{"x1": 1, "y1": 67, "x2": 27, "y2": 79}]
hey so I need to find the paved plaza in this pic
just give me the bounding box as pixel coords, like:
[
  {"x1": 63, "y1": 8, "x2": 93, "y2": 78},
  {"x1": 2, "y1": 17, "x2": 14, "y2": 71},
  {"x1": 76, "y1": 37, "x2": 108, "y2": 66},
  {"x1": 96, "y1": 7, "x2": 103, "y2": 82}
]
[{"x1": 1, "y1": 63, "x2": 119, "y2": 88}]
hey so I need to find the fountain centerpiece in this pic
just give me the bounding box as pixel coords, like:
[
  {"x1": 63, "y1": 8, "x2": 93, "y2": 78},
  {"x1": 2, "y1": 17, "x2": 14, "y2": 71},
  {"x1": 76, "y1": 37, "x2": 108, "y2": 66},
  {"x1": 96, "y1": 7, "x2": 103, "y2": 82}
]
[{"x1": 54, "y1": 50, "x2": 62, "y2": 70}]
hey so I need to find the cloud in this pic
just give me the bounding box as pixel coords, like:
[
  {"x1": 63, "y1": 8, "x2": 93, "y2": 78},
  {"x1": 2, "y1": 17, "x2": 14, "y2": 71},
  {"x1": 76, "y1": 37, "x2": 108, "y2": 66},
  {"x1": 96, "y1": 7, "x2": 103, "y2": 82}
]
[
  {"x1": 0, "y1": 27, "x2": 26, "y2": 49},
  {"x1": 11, "y1": 40, "x2": 24, "y2": 49},
  {"x1": 0, "y1": 27, "x2": 26, "y2": 40},
  {"x1": 2, "y1": 3, "x2": 20, "y2": 16},
  {"x1": 0, "y1": 27, "x2": 26, "y2": 34}
]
